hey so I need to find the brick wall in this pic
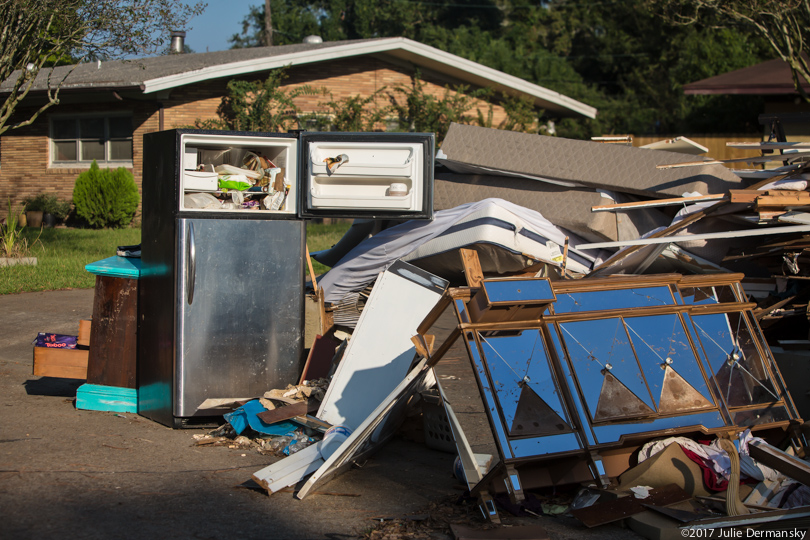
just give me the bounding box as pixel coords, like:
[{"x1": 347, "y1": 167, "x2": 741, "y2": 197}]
[{"x1": 0, "y1": 55, "x2": 509, "y2": 220}]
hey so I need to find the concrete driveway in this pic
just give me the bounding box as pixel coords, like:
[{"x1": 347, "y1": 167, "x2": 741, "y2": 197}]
[{"x1": 0, "y1": 289, "x2": 638, "y2": 540}]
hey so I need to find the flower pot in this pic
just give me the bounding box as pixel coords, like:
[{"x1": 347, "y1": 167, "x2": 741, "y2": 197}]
[
  {"x1": 25, "y1": 210, "x2": 43, "y2": 228},
  {"x1": 43, "y1": 213, "x2": 56, "y2": 228},
  {"x1": 17, "y1": 212, "x2": 27, "y2": 228}
]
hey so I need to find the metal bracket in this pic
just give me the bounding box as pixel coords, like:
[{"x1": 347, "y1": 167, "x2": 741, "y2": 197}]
[{"x1": 504, "y1": 465, "x2": 525, "y2": 504}]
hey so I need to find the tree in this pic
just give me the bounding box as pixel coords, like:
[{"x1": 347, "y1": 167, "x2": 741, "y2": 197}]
[
  {"x1": 193, "y1": 68, "x2": 324, "y2": 132},
  {"x1": 647, "y1": 0, "x2": 810, "y2": 102},
  {"x1": 0, "y1": 0, "x2": 205, "y2": 135}
]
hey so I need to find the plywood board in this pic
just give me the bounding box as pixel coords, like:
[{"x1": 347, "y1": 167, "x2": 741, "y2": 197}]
[{"x1": 32, "y1": 347, "x2": 89, "y2": 379}]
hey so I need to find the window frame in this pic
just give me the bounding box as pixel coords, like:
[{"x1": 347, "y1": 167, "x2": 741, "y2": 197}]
[{"x1": 49, "y1": 113, "x2": 134, "y2": 167}]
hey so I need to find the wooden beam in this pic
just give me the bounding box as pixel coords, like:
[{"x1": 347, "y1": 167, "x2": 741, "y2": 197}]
[
  {"x1": 459, "y1": 248, "x2": 484, "y2": 288},
  {"x1": 578, "y1": 224, "x2": 810, "y2": 250},
  {"x1": 591, "y1": 193, "x2": 727, "y2": 212},
  {"x1": 657, "y1": 153, "x2": 810, "y2": 169},
  {"x1": 727, "y1": 141, "x2": 810, "y2": 150}
]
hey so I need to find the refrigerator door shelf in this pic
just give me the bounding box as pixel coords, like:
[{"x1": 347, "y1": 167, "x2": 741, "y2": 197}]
[
  {"x1": 309, "y1": 144, "x2": 415, "y2": 176},
  {"x1": 310, "y1": 177, "x2": 415, "y2": 210}
]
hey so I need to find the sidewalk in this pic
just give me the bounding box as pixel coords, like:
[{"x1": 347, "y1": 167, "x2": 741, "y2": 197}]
[{"x1": 0, "y1": 289, "x2": 637, "y2": 540}]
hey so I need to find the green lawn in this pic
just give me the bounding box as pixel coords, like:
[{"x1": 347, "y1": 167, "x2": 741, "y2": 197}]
[{"x1": 0, "y1": 222, "x2": 352, "y2": 295}]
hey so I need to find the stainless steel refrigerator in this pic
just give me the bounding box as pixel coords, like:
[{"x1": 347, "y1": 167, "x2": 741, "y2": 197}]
[{"x1": 138, "y1": 129, "x2": 434, "y2": 428}]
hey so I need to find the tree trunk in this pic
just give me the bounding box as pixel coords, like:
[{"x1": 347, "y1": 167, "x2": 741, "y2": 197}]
[{"x1": 264, "y1": 0, "x2": 273, "y2": 46}]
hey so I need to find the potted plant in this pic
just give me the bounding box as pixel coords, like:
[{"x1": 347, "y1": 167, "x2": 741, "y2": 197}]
[
  {"x1": 23, "y1": 194, "x2": 70, "y2": 228},
  {"x1": 42, "y1": 196, "x2": 71, "y2": 228},
  {"x1": 22, "y1": 195, "x2": 46, "y2": 228}
]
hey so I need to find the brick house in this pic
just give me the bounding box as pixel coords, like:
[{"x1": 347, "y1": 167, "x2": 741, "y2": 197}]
[
  {"x1": 0, "y1": 37, "x2": 596, "y2": 216},
  {"x1": 684, "y1": 56, "x2": 810, "y2": 140}
]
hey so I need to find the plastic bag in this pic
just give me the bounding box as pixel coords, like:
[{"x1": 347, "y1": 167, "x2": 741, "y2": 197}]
[{"x1": 183, "y1": 192, "x2": 221, "y2": 209}]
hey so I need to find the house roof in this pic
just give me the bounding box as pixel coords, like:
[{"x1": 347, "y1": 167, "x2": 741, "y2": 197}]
[
  {"x1": 2, "y1": 37, "x2": 596, "y2": 119},
  {"x1": 683, "y1": 56, "x2": 810, "y2": 95}
]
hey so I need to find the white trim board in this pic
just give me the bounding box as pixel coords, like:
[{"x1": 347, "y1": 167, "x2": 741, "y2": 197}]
[
  {"x1": 141, "y1": 38, "x2": 596, "y2": 119},
  {"x1": 577, "y1": 224, "x2": 810, "y2": 250},
  {"x1": 297, "y1": 358, "x2": 429, "y2": 500},
  {"x1": 316, "y1": 261, "x2": 448, "y2": 430}
]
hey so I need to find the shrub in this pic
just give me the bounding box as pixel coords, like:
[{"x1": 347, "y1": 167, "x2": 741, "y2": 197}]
[
  {"x1": 22, "y1": 194, "x2": 72, "y2": 221},
  {"x1": 73, "y1": 161, "x2": 140, "y2": 228}
]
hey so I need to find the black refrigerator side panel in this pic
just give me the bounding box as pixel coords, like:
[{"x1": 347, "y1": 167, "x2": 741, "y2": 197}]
[{"x1": 138, "y1": 130, "x2": 181, "y2": 426}]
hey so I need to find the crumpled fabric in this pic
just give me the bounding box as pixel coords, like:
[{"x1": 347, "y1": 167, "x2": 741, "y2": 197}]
[{"x1": 638, "y1": 431, "x2": 782, "y2": 484}]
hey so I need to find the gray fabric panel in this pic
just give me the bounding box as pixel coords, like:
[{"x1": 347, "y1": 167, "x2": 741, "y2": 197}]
[
  {"x1": 434, "y1": 172, "x2": 670, "y2": 243},
  {"x1": 439, "y1": 123, "x2": 746, "y2": 198}
]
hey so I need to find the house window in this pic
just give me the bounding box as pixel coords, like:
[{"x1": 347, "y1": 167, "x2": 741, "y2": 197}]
[{"x1": 50, "y1": 115, "x2": 133, "y2": 165}]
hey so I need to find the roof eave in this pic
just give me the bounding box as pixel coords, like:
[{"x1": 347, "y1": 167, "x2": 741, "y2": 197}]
[
  {"x1": 684, "y1": 85, "x2": 806, "y2": 95},
  {"x1": 141, "y1": 37, "x2": 597, "y2": 119}
]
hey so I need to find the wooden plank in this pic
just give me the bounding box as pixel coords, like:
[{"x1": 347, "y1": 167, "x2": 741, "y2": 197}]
[
  {"x1": 570, "y1": 484, "x2": 691, "y2": 528},
  {"x1": 592, "y1": 193, "x2": 727, "y2": 212},
  {"x1": 298, "y1": 333, "x2": 341, "y2": 384},
  {"x1": 748, "y1": 440, "x2": 810, "y2": 487},
  {"x1": 256, "y1": 401, "x2": 318, "y2": 425},
  {"x1": 577, "y1": 224, "x2": 810, "y2": 250},
  {"x1": 657, "y1": 152, "x2": 810, "y2": 169},
  {"x1": 728, "y1": 190, "x2": 765, "y2": 204},
  {"x1": 252, "y1": 440, "x2": 324, "y2": 494},
  {"x1": 77, "y1": 319, "x2": 92, "y2": 347},
  {"x1": 32, "y1": 347, "x2": 89, "y2": 379},
  {"x1": 87, "y1": 275, "x2": 138, "y2": 389},
  {"x1": 76, "y1": 383, "x2": 137, "y2": 413},
  {"x1": 459, "y1": 248, "x2": 484, "y2": 288},
  {"x1": 727, "y1": 141, "x2": 810, "y2": 150},
  {"x1": 305, "y1": 243, "x2": 318, "y2": 292}
]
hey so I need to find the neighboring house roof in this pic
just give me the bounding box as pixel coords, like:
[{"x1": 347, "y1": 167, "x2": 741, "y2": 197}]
[
  {"x1": 684, "y1": 56, "x2": 810, "y2": 95},
  {"x1": 1, "y1": 37, "x2": 596, "y2": 119}
]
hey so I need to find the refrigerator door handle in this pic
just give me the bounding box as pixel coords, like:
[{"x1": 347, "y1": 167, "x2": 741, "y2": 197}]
[{"x1": 187, "y1": 222, "x2": 196, "y2": 304}]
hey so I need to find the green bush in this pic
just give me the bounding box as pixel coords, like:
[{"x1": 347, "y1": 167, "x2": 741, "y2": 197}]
[
  {"x1": 73, "y1": 161, "x2": 139, "y2": 228},
  {"x1": 23, "y1": 194, "x2": 72, "y2": 221}
]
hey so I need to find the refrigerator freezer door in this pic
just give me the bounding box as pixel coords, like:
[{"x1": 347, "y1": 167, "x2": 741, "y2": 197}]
[
  {"x1": 174, "y1": 217, "x2": 305, "y2": 417},
  {"x1": 299, "y1": 132, "x2": 435, "y2": 220}
]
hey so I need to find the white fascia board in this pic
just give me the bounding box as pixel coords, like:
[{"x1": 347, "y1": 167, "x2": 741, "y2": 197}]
[{"x1": 142, "y1": 37, "x2": 597, "y2": 119}]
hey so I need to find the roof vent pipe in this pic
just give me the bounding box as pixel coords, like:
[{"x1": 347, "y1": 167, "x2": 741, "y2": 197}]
[
  {"x1": 303, "y1": 35, "x2": 323, "y2": 44},
  {"x1": 170, "y1": 30, "x2": 186, "y2": 54}
]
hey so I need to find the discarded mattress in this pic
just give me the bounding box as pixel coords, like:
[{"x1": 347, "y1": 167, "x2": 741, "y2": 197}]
[
  {"x1": 317, "y1": 198, "x2": 609, "y2": 303},
  {"x1": 433, "y1": 171, "x2": 671, "y2": 243}
]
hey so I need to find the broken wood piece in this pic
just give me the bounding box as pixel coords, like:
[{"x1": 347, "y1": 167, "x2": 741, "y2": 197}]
[
  {"x1": 657, "y1": 152, "x2": 810, "y2": 169},
  {"x1": 252, "y1": 441, "x2": 324, "y2": 494},
  {"x1": 748, "y1": 439, "x2": 810, "y2": 487},
  {"x1": 256, "y1": 401, "x2": 318, "y2": 425},
  {"x1": 727, "y1": 141, "x2": 810, "y2": 150},
  {"x1": 459, "y1": 248, "x2": 485, "y2": 288},
  {"x1": 591, "y1": 193, "x2": 727, "y2": 212},
  {"x1": 305, "y1": 243, "x2": 318, "y2": 292},
  {"x1": 32, "y1": 346, "x2": 89, "y2": 379},
  {"x1": 298, "y1": 333, "x2": 341, "y2": 384},
  {"x1": 753, "y1": 191, "x2": 810, "y2": 210},
  {"x1": 77, "y1": 319, "x2": 92, "y2": 347},
  {"x1": 577, "y1": 224, "x2": 810, "y2": 250},
  {"x1": 570, "y1": 484, "x2": 691, "y2": 528}
]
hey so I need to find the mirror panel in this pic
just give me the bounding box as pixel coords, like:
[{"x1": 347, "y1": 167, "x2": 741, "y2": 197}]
[{"x1": 553, "y1": 286, "x2": 675, "y2": 314}]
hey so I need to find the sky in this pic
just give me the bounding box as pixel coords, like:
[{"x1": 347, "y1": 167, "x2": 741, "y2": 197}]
[{"x1": 183, "y1": 1, "x2": 261, "y2": 53}]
